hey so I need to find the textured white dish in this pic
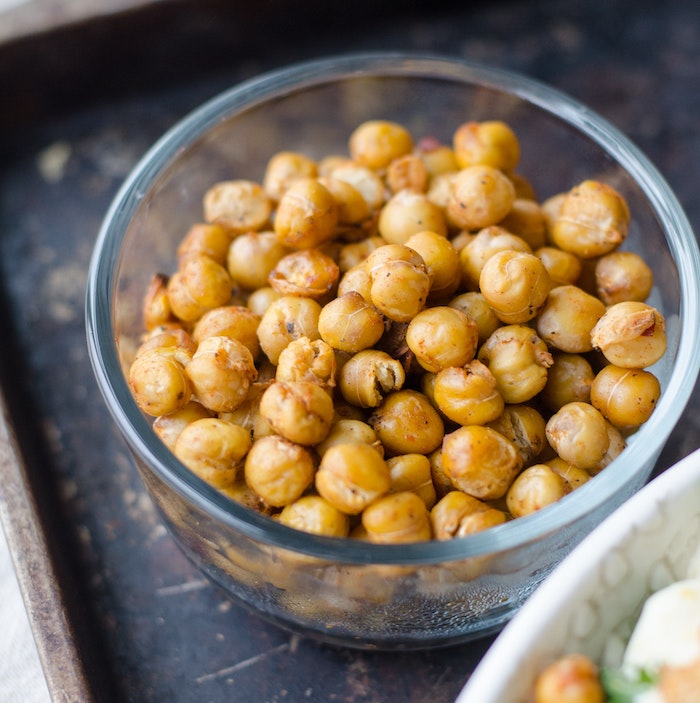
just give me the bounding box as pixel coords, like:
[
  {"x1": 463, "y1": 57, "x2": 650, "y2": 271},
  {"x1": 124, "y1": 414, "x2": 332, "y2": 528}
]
[{"x1": 457, "y1": 446, "x2": 700, "y2": 703}]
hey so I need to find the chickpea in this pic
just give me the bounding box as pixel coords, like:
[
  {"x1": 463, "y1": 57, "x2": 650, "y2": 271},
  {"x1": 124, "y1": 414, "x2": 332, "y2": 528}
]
[
  {"x1": 487, "y1": 404, "x2": 547, "y2": 466},
  {"x1": 546, "y1": 457, "x2": 591, "y2": 491},
  {"x1": 361, "y1": 491, "x2": 432, "y2": 544},
  {"x1": 203, "y1": 179, "x2": 272, "y2": 234},
  {"x1": 176, "y1": 222, "x2": 233, "y2": 267},
  {"x1": 592, "y1": 420, "x2": 627, "y2": 474},
  {"x1": 452, "y1": 120, "x2": 520, "y2": 171},
  {"x1": 152, "y1": 400, "x2": 213, "y2": 451},
  {"x1": 338, "y1": 349, "x2": 405, "y2": 409},
  {"x1": 219, "y1": 381, "x2": 272, "y2": 440},
  {"x1": 267, "y1": 248, "x2": 339, "y2": 301},
  {"x1": 378, "y1": 190, "x2": 448, "y2": 245},
  {"x1": 386, "y1": 154, "x2": 428, "y2": 193},
  {"x1": 594, "y1": 250, "x2": 653, "y2": 305},
  {"x1": 428, "y1": 448, "x2": 453, "y2": 500},
  {"x1": 590, "y1": 364, "x2": 661, "y2": 430},
  {"x1": 129, "y1": 349, "x2": 192, "y2": 417},
  {"x1": 506, "y1": 464, "x2": 569, "y2": 518},
  {"x1": 275, "y1": 336, "x2": 337, "y2": 392},
  {"x1": 348, "y1": 119, "x2": 413, "y2": 170},
  {"x1": 219, "y1": 477, "x2": 270, "y2": 514},
  {"x1": 338, "y1": 235, "x2": 386, "y2": 273},
  {"x1": 551, "y1": 179, "x2": 630, "y2": 258},
  {"x1": 426, "y1": 171, "x2": 458, "y2": 210},
  {"x1": 316, "y1": 176, "x2": 371, "y2": 225},
  {"x1": 545, "y1": 401, "x2": 610, "y2": 470},
  {"x1": 478, "y1": 325, "x2": 553, "y2": 404},
  {"x1": 415, "y1": 136, "x2": 459, "y2": 176},
  {"x1": 536, "y1": 285, "x2": 606, "y2": 353},
  {"x1": 541, "y1": 192, "x2": 567, "y2": 242},
  {"x1": 590, "y1": 301, "x2": 667, "y2": 368},
  {"x1": 273, "y1": 177, "x2": 338, "y2": 250},
  {"x1": 192, "y1": 305, "x2": 261, "y2": 359},
  {"x1": 142, "y1": 273, "x2": 174, "y2": 330},
  {"x1": 433, "y1": 360, "x2": 504, "y2": 426},
  {"x1": 174, "y1": 417, "x2": 252, "y2": 488},
  {"x1": 441, "y1": 425, "x2": 522, "y2": 500},
  {"x1": 262, "y1": 151, "x2": 318, "y2": 202},
  {"x1": 259, "y1": 380, "x2": 334, "y2": 446},
  {"x1": 329, "y1": 162, "x2": 386, "y2": 212},
  {"x1": 366, "y1": 244, "x2": 431, "y2": 323},
  {"x1": 185, "y1": 335, "x2": 258, "y2": 413},
  {"x1": 315, "y1": 418, "x2": 383, "y2": 458},
  {"x1": 534, "y1": 653, "x2": 605, "y2": 703},
  {"x1": 277, "y1": 495, "x2": 350, "y2": 537},
  {"x1": 369, "y1": 390, "x2": 445, "y2": 456},
  {"x1": 405, "y1": 230, "x2": 461, "y2": 302},
  {"x1": 246, "y1": 286, "x2": 281, "y2": 316},
  {"x1": 509, "y1": 172, "x2": 538, "y2": 201},
  {"x1": 479, "y1": 249, "x2": 552, "y2": 324},
  {"x1": 448, "y1": 291, "x2": 501, "y2": 344},
  {"x1": 318, "y1": 291, "x2": 385, "y2": 354},
  {"x1": 135, "y1": 327, "x2": 196, "y2": 365},
  {"x1": 256, "y1": 295, "x2": 322, "y2": 365},
  {"x1": 315, "y1": 443, "x2": 391, "y2": 515},
  {"x1": 226, "y1": 230, "x2": 290, "y2": 291},
  {"x1": 535, "y1": 246, "x2": 582, "y2": 289},
  {"x1": 337, "y1": 262, "x2": 373, "y2": 301},
  {"x1": 540, "y1": 352, "x2": 595, "y2": 412},
  {"x1": 387, "y1": 454, "x2": 436, "y2": 509},
  {"x1": 497, "y1": 198, "x2": 547, "y2": 250},
  {"x1": 167, "y1": 255, "x2": 234, "y2": 322},
  {"x1": 431, "y1": 491, "x2": 507, "y2": 540},
  {"x1": 243, "y1": 434, "x2": 315, "y2": 507},
  {"x1": 446, "y1": 165, "x2": 516, "y2": 230}
]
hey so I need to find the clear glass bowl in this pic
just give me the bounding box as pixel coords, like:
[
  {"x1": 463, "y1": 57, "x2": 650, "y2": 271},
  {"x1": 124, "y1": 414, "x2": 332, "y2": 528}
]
[{"x1": 85, "y1": 53, "x2": 700, "y2": 650}]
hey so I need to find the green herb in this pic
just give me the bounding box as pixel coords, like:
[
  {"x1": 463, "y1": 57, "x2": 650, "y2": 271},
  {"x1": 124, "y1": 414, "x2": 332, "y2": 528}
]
[{"x1": 601, "y1": 666, "x2": 658, "y2": 702}]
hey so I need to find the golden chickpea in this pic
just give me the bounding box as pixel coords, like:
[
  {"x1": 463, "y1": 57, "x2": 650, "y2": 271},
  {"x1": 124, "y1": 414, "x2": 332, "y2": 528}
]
[
  {"x1": 134, "y1": 327, "x2": 196, "y2": 365},
  {"x1": 415, "y1": 136, "x2": 459, "y2": 176},
  {"x1": 278, "y1": 495, "x2": 350, "y2": 537},
  {"x1": 447, "y1": 165, "x2": 516, "y2": 230},
  {"x1": 433, "y1": 360, "x2": 504, "y2": 426},
  {"x1": 590, "y1": 364, "x2": 661, "y2": 430},
  {"x1": 506, "y1": 464, "x2": 569, "y2": 518},
  {"x1": 448, "y1": 291, "x2": 501, "y2": 344},
  {"x1": 406, "y1": 306, "x2": 479, "y2": 373},
  {"x1": 590, "y1": 301, "x2": 667, "y2": 368},
  {"x1": 405, "y1": 230, "x2": 461, "y2": 302},
  {"x1": 245, "y1": 286, "x2": 280, "y2": 316},
  {"x1": 592, "y1": 420, "x2": 627, "y2": 475},
  {"x1": 487, "y1": 404, "x2": 547, "y2": 466},
  {"x1": 273, "y1": 177, "x2": 338, "y2": 250},
  {"x1": 174, "y1": 417, "x2": 252, "y2": 488},
  {"x1": 259, "y1": 380, "x2": 334, "y2": 446},
  {"x1": 431, "y1": 490, "x2": 507, "y2": 540},
  {"x1": 497, "y1": 198, "x2": 547, "y2": 249},
  {"x1": 185, "y1": 335, "x2": 258, "y2": 413},
  {"x1": 369, "y1": 390, "x2": 445, "y2": 456},
  {"x1": 318, "y1": 291, "x2": 386, "y2": 354},
  {"x1": 129, "y1": 349, "x2": 192, "y2": 417},
  {"x1": 428, "y1": 449, "x2": 453, "y2": 500},
  {"x1": 387, "y1": 454, "x2": 436, "y2": 509},
  {"x1": 329, "y1": 162, "x2": 386, "y2": 212},
  {"x1": 338, "y1": 236, "x2": 386, "y2": 273},
  {"x1": 545, "y1": 457, "x2": 592, "y2": 491},
  {"x1": 478, "y1": 325, "x2": 553, "y2": 404},
  {"x1": 337, "y1": 262, "x2": 373, "y2": 301},
  {"x1": 426, "y1": 171, "x2": 458, "y2": 210},
  {"x1": 361, "y1": 491, "x2": 432, "y2": 544},
  {"x1": 545, "y1": 401, "x2": 610, "y2": 470},
  {"x1": 479, "y1": 249, "x2": 552, "y2": 324},
  {"x1": 316, "y1": 176, "x2": 371, "y2": 225},
  {"x1": 541, "y1": 192, "x2": 567, "y2": 242},
  {"x1": 551, "y1": 179, "x2": 630, "y2": 258},
  {"x1": 386, "y1": 154, "x2": 428, "y2": 193},
  {"x1": 540, "y1": 352, "x2": 595, "y2": 412},
  {"x1": 339, "y1": 349, "x2": 406, "y2": 409},
  {"x1": 452, "y1": 120, "x2": 521, "y2": 171},
  {"x1": 536, "y1": 285, "x2": 606, "y2": 353},
  {"x1": 534, "y1": 653, "x2": 605, "y2": 703},
  {"x1": 366, "y1": 244, "x2": 431, "y2": 323},
  {"x1": 377, "y1": 190, "x2": 448, "y2": 245},
  {"x1": 267, "y1": 248, "x2": 339, "y2": 301},
  {"x1": 256, "y1": 295, "x2": 322, "y2": 365},
  {"x1": 348, "y1": 119, "x2": 414, "y2": 170},
  {"x1": 167, "y1": 255, "x2": 234, "y2": 322},
  {"x1": 315, "y1": 418, "x2": 383, "y2": 458},
  {"x1": 177, "y1": 223, "x2": 233, "y2": 266},
  {"x1": 203, "y1": 179, "x2": 272, "y2": 234},
  {"x1": 218, "y1": 381, "x2": 271, "y2": 440},
  {"x1": 243, "y1": 434, "x2": 316, "y2": 507},
  {"x1": 535, "y1": 245, "x2": 582, "y2": 287},
  {"x1": 441, "y1": 425, "x2": 522, "y2": 500},
  {"x1": 152, "y1": 400, "x2": 213, "y2": 451},
  {"x1": 262, "y1": 151, "x2": 318, "y2": 202},
  {"x1": 316, "y1": 443, "x2": 391, "y2": 515},
  {"x1": 226, "y1": 230, "x2": 290, "y2": 291},
  {"x1": 219, "y1": 477, "x2": 270, "y2": 514},
  {"x1": 192, "y1": 305, "x2": 261, "y2": 358},
  {"x1": 275, "y1": 336, "x2": 337, "y2": 393},
  {"x1": 142, "y1": 273, "x2": 174, "y2": 330},
  {"x1": 595, "y1": 250, "x2": 654, "y2": 305}
]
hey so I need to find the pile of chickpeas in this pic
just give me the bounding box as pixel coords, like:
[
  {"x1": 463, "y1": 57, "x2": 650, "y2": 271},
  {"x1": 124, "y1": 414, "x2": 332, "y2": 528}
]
[{"x1": 128, "y1": 117, "x2": 666, "y2": 545}]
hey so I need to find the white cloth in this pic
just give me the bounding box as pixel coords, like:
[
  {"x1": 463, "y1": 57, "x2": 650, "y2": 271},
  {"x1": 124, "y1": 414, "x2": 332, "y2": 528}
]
[{"x1": 0, "y1": 522, "x2": 52, "y2": 703}]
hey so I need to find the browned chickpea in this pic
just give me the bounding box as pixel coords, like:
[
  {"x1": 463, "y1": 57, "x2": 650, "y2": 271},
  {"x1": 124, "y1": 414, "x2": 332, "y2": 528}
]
[
  {"x1": 448, "y1": 291, "x2": 501, "y2": 344},
  {"x1": 275, "y1": 336, "x2": 337, "y2": 392},
  {"x1": 244, "y1": 434, "x2": 316, "y2": 507},
  {"x1": 316, "y1": 176, "x2": 371, "y2": 225},
  {"x1": 273, "y1": 177, "x2": 338, "y2": 250},
  {"x1": 177, "y1": 223, "x2": 233, "y2": 266},
  {"x1": 452, "y1": 120, "x2": 520, "y2": 171},
  {"x1": 329, "y1": 162, "x2": 386, "y2": 212},
  {"x1": 441, "y1": 425, "x2": 522, "y2": 500},
  {"x1": 387, "y1": 454, "x2": 436, "y2": 508},
  {"x1": 541, "y1": 192, "x2": 567, "y2": 242},
  {"x1": 218, "y1": 381, "x2": 272, "y2": 440},
  {"x1": 426, "y1": 171, "x2": 458, "y2": 210},
  {"x1": 192, "y1": 305, "x2": 261, "y2": 359},
  {"x1": 447, "y1": 165, "x2": 516, "y2": 230},
  {"x1": 318, "y1": 291, "x2": 385, "y2": 354},
  {"x1": 134, "y1": 327, "x2": 196, "y2": 364},
  {"x1": 361, "y1": 491, "x2": 432, "y2": 544},
  {"x1": 592, "y1": 420, "x2": 627, "y2": 475},
  {"x1": 590, "y1": 364, "x2": 661, "y2": 430},
  {"x1": 540, "y1": 352, "x2": 595, "y2": 412},
  {"x1": 545, "y1": 401, "x2": 610, "y2": 470},
  {"x1": 386, "y1": 154, "x2": 429, "y2": 193},
  {"x1": 431, "y1": 490, "x2": 507, "y2": 539},
  {"x1": 406, "y1": 306, "x2": 479, "y2": 373},
  {"x1": 338, "y1": 349, "x2": 406, "y2": 409},
  {"x1": 428, "y1": 449, "x2": 453, "y2": 500},
  {"x1": 497, "y1": 198, "x2": 547, "y2": 249},
  {"x1": 338, "y1": 236, "x2": 386, "y2": 273},
  {"x1": 590, "y1": 301, "x2": 667, "y2": 368},
  {"x1": 142, "y1": 273, "x2": 174, "y2": 330},
  {"x1": 433, "y1": 360, "x2": 504, "y2": 426},
  {"x1": 478, "y1": 325, "x2": 553, "y2": 404},
  {"x1": 259, "y1": 380, "x2": 334, "y2": 446},
  {"x1": 377, "y1": 190, "x2": 448, "y2": 245},
  {"x1": 551, "y1": 179, "x2": 630, "y2": 258},
  {"x1": 369, "y1": 390, "x2": 445, "y2": 456},
  {"x1": 534, "y1": 653, "x2": 605, "y2": 703},
  {"x1": 316, "y1": 443, "x2": 391, "y2": 515},
  {"x1": 219, "y1": 477, "x2": 270, "y2": 514},
  {"x1": 348, "y1": 119, "x2": 414, "y2": 170},
  {"x1": 535, "y1": 245, "x2": 582, "y2": 287},
  {"x1": 267, "y1": 248, "x2": 339, "y2": 301},
  {"x1": 479, "y1": 249, "x2": 552, "y2": 324},
  {"x1": 545, "y1": 457, "x2": 592, "y2": 491},
  {"x1": 167, "y1": 255, "x2": 234, "y2": 322},
  {"x1": 415, "y1": 136, "x2": 459, "y2": 176},
  {"x1": 594, "y1": 250, "x2": 654, "y2": 305},
  {"x1": 277, "y1": 495, "x2": 350, "y2": 537},
  {"x1": 536, "y1": 285, "x2": 606, "y2": 353},
  {"x1": 226, "y1": 230, "x2": 290, "y2": 291},
  {"x1": 405, "y1": 230, "x2": 461, "y2": 302},
  {"x1": 487, "y1": 404, "x2": 547, "y2": 466},
  {"x1": 152, "y1": 400, "x2": 213, "y2": 451},
  {"x1": 203, "y1": 179, "x2": 272, "y2": 234},
  {"x1": 129, "y1": 349, "x2": 192, "y2": 417},
  {"x1": 337, "y1": 262, "x2": 373, "y2": 301},
  {"x1": 246, "y1": 286, "x2": 281, "y2": 316},
  {"x1": 509, "y1": 172, "x2": 538, "y2": 201},
  {"x1": 506, "y1": 464, "x2": 569, "y2": 518},
  {"x1": 262, "y1": 151, "x2": 318, "y2": 202},
  {"x1": 315, "y1": 418, "x2": 383, "y2": 458}
]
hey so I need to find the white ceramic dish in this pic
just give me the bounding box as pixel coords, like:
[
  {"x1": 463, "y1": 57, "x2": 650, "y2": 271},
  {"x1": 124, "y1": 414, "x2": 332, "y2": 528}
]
[{"x1": 457, "y1": 446, "x2": 700, "y2": 702}]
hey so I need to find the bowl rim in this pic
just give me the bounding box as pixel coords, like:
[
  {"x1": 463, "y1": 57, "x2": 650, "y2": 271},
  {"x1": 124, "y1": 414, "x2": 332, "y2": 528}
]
[{"x1": 85, "y1": 50, "x2": 700, "y2": 564}]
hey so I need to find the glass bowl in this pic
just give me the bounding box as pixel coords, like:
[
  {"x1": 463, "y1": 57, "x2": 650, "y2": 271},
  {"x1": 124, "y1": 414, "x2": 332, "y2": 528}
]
[{"x1": 85, "y1": 52, "x2": 700, "y2": 650}]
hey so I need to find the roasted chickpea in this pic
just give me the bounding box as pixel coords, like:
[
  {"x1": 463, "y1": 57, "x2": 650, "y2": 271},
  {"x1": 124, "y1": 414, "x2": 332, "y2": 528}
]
[
  {"x1": 590, "y1": 301, "x2": 667, "y2": 368},
  {"x1": 551, "y1": 179, "x2": 630, "y2": 258},
  {"x1": 338, "y1": 236, "x2": 386, "y2": 273},
  {"x1": 441, "y1": 425, "x2": 522, "y2": 500},
  {"x1": 337, "y1": 262, "x2": 373, "y2": 301},
  {"x1": 448, "y1": 291, "x2": 501, "y2": 344},
  {"x1": 316, "y1": 443, "x2": 391, "y2": 515},
  {"x1": 497, "y1": 198, "x2": 547, "y2": 250},
  {"x1": 177, "y1": 223, "x2": 233, "y2": 266},
  {"x1": 315, "y1": 418, "x2": 383, "y2": 457},
  {"x1": 152, "y1": 400, "x2": 213, "y2": 451},
  {"x1": 142, "y1": 273, "x2": 174, "y2": 330},
  {"x1": 405, "y1": 230, "x2": 461, "y2": 302},
  {"x1": 534, "y1": 653, "x2": 605, "y2": 703},
  {"x1": 259, "y1": 380, "x2": 334, "y2": 446},
  {"x1": 386, "y1": 453, "x2": 436, "y2": 508},
  {"x1": 415, "y1": 136, "x2": 459, "y2": 176},
  {"x1": 262, "y1": 151, "x2": 318, "y2": 202},
  {"x1": 590, "y1": 364, "x2": 661, "y2": 430},
  {"x1": 129, "y1": 349, "x2": 192, "y2": 417},
  {"x1": 275, "y1": 337, "x2": 337, "y2": 392},
  {"x1": 594, "y1": 250, "x2": 653, "y2": 305},
  {"x1": 426, "y1": 171, "x2": 458, "y2": 210},
  {"x1": 541, "y1": 192, "x2": 567, "y2": 242},
  {"x1": 134, "y1": 327, "x2": 196, "y2": 364},
  {"x1": 330, "y1": 162, "x2": 386, "y2": 212},
  {"x1": 246, "y1": 286, "x2": 281, "y2": 316},
  {"x1": 431, "y1": 490, "x2": 507, "y2": 539},
  {"x1": 318, "y1": 291, "x2": 385, "y2": 354},
  {"x1": 506, "y1": 464, "x2": 569, "y2": 518},
  {"x1": 447, "y1": 165, "x2": 516, "y2": 230},
  {"x1": 545, "y1": 457, "x2": 592, "y2": 491},
  {"x1": 386, "y1": 153, "x2": 429, "y2": 193},
  {"x1": 192, "y1": 305, "x2": 261, "y2": 358},
  {"x1": 226, "y1": 230, "x2": 290, "y2": 291},
  {"x1": 479, "y1": 249, "x2": 552, "y2": 324},
  {"x1": 487, "y1": 404, "x2": 547, "y2": 466},
  {"x1": 540, "y1": 352, "x2": 595, "y2": 412},
  {"x1": 203, "y1": 179, "x2": 272, "y2": 234},
  {"x1": 535, "y1": 245, "x2": 582, "y2": 287},
  {"x1": 267, "y1": 248, "x2": 339, "y2": 301},
  {"x1": 348, "y1": 119, "x2": 413, "y2": 170},
  {"x1": 277, "y1": 495, "x2": 350, "y2": 537},
  {"x1": 338, "y1": 349, "x2": 406, "y2": 409},
  {"x1": 378, "y1": 190, "x2": 448, "y2": 245},
  {"x1": 361, "y1": 491, "x2": 432, "y2": 544},
  {"x1": 453, "y1": 120, "x2": 520, "y2": 171},
  {"x1": 316, "y1": 176, "x2": 371, "y2": 225},
  {"x1": 369, "y1": 390, "x2": 445, "y2": 456},
  {"x1": 167, "y1": 255, "x2": 234, "y2": 322},
  {"x1": 545, "y1": 401, "x2": 610, "y2": 470},
  {"x1": 243, "y1": 434, "x2": 316, "y2": 507},
  {"x1": 592, "y1": 420, "x2": 627, "y2": 474}
]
